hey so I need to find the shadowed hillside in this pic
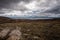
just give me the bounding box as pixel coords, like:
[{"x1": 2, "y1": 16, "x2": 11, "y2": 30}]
[{"x1": 0, "y1": 16, "x2": 14, "y2": 23}]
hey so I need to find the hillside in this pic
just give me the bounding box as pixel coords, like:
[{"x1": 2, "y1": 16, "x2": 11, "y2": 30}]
[
  {"x1": 0, "y1": 16, "x2": 60, "y2": 40},
  {"x1": 0, "y1": 16, "x2": 12, "y2": 23}
]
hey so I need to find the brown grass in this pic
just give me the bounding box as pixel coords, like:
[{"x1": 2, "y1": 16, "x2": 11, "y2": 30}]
[{"x1": 0, "y1": 20, "x2": 60, "y2": 40}]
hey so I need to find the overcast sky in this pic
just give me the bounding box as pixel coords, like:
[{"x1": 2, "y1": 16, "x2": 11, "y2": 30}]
[{"x1": 0, "y1": 0, "x2": 60, "y2": 19}]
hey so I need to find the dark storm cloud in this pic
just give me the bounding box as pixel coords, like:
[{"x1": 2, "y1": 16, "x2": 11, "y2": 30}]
[
  {"x1": 0, "y1": 0, "x2": 32, "y2": 9},
  {"x1": 0, "y1": 12, "x2": 4, "y2": 14},
  {"x1": 44, "y1": 6, "x2": 60, "y2": 14},
  {"x1": 0, "y1": 0, "x2": 60, "y2": 19},
  {"x1": 0, "y1": 0, "x2": 32, "y2": 15},
  {"x1": 0, "y1": 0, "x2": 18, "y2": 8},
  {"x1": 0, "y1": 0, "x2": 32, "y2": 4}
]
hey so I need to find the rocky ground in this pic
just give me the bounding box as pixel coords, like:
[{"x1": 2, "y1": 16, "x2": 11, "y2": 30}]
[
  {"x1": 0, "y1": 27, "x2": 21, "y2": 40},
  {"x1": 0, "y1": 17, "x2": 60, "y2": 40},
  {"x1": 0, "y1": 21, "x2": 60, "y2": 40}
]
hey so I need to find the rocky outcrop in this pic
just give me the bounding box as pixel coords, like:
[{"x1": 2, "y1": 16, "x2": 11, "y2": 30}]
[{"x1": 0, "y1": 27, "x2": 21, "y2": 40}]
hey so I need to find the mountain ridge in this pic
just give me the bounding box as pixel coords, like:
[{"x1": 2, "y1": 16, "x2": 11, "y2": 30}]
[{"x1": 0, "y1": 16, "x2": 60, "y2": 23}]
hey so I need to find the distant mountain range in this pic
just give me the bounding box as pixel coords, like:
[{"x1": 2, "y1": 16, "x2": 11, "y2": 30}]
[
  {"x1": 0, "y1": 16, "x2": 60, "y2": 23},
  {"x1": 6, "y1": 15, "x2": 60, "y2": 19}
]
